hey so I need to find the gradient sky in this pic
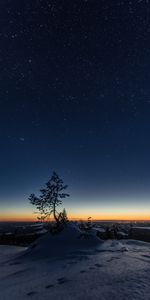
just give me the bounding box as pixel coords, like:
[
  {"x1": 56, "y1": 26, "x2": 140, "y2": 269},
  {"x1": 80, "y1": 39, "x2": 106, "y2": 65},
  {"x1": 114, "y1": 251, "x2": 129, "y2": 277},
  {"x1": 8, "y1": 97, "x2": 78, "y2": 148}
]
[{"x1": 1, "y1": 0, "x2": 150, "y2": 221}]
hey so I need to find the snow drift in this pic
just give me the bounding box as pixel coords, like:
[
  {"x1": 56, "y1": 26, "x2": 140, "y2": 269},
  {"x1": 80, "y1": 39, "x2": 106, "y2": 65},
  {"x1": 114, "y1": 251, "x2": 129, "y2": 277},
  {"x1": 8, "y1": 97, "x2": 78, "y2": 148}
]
[{"x1": 24, "y1": 223, "x2": 101, "y2": 259}]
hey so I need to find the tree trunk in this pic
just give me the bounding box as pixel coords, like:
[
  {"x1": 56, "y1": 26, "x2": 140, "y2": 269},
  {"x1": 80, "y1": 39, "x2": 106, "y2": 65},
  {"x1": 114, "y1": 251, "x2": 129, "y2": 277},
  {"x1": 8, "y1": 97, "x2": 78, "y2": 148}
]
[{"x1": 53, "y1": 202, "x2": 59, "y2": 225}]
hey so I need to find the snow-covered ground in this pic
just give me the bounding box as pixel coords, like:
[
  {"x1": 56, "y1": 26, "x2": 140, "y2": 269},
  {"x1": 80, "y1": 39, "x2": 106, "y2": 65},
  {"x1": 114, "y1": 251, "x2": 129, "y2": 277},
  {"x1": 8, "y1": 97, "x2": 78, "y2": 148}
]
[
  {"x1": 0, "y1": 224, "x2": 150, "y2": 300},
  {"x1": 133, "y1": 226, "x2": 150, "y2": 230}
]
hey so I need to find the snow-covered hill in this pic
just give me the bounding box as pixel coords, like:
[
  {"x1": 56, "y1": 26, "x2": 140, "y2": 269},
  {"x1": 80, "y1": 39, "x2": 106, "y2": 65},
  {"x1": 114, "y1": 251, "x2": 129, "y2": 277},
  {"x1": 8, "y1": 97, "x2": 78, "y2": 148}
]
[
  {"x1": 23, "y1": 223, "x2": 101, "y2": 260},
  {"x1": 0, "y1": 223, "x2": 150, "y2": 300}
]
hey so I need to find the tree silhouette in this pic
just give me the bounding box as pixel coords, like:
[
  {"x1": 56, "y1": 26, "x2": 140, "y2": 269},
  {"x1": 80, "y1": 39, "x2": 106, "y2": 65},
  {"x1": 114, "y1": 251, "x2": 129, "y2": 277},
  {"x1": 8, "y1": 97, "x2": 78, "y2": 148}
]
[
  {"x1": 29, "y1": 172, "x2": 69, "y2": 226},
  {"x1": 58, "y1": 208, "x2": 68, "y2": 224}
]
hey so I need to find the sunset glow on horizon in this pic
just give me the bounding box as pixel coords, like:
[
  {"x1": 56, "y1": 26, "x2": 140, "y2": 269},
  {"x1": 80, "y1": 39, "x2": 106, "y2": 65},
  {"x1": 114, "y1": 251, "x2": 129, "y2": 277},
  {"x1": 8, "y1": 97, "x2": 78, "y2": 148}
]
[{"x1": 1, "y1": 206, "x2": 150, "y2": 222}]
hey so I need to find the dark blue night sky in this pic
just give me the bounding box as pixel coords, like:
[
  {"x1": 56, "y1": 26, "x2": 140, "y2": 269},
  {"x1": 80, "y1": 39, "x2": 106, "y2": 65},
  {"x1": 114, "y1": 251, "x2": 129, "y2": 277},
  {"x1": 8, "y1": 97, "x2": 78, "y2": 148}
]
[{"x1": 1, "y1": 0, "x2": 150, "y2": 220}]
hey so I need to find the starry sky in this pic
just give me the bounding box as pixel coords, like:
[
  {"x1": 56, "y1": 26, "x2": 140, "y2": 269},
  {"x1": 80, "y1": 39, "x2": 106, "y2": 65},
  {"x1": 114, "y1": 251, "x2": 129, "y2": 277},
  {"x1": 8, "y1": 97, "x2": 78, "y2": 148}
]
[{"x1": 1, "y1": 0, "x2": 150, "y2": 221}]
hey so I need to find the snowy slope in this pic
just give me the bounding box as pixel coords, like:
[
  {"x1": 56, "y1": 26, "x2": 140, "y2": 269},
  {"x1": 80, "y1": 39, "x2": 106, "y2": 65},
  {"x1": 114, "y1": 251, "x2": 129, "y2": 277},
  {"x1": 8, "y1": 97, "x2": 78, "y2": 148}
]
[
  {"x1": 0, "y1": 245, "x2": 27, "y2": 263},
  {"x1": 0, "y1": 224, "x2": 150, "y2": 300},
  {"x1": 23, "y1": 223, "x2": 101, "y2": 260}
]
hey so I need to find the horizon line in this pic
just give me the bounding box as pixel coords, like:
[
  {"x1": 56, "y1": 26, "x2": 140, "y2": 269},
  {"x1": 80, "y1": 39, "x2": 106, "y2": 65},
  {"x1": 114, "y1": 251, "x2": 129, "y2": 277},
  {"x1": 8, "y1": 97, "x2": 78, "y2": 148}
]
[{"x1": 1, "y1": 219, "x2": 150, "y2": 223}]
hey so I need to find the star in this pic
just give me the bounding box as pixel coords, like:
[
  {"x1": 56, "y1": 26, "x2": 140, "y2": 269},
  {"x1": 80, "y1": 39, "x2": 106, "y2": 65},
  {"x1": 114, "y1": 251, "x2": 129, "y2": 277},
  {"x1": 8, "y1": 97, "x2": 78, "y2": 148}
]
[{"x1": 19, "y1": 137, "x2": 25, "y2": 142}]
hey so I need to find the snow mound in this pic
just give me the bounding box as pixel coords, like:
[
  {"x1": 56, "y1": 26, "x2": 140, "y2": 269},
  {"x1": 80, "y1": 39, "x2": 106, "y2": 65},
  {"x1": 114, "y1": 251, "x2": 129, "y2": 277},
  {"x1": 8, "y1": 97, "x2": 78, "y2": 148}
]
[
  {"x1": 98, "y1": 240, "x2": 129, "y2": 252},
  {"x1": 110, "y1": 240, "x2": 128, "y2": 252},
  {"x1": 24, "y1": 223, "x2": 101, "y2": 259}
]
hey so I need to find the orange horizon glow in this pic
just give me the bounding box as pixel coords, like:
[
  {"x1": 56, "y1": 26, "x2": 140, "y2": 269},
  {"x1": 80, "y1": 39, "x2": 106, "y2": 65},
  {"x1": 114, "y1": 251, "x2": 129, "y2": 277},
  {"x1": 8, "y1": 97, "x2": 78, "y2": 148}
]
[{"x1": 0, "y1": 212, "x2": 150, "y2": 222}]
